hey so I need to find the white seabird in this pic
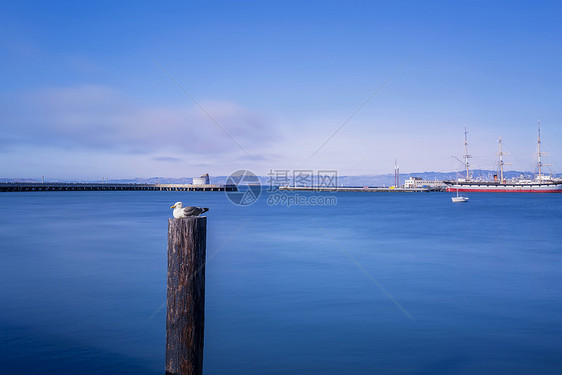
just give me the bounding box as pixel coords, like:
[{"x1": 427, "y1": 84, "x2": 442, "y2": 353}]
[{"x1": 171, "y1": 201, "x2": 209, "y2": 218}]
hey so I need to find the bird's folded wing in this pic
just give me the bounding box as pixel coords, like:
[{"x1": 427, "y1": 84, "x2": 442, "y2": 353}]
[{"x1": 182, "y1": 207, "x2": 202, "y2": 216}]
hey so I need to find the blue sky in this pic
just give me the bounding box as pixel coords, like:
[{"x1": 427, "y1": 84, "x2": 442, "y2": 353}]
[{"x1": 2, "y1": 0, "x2": 561, "y2": 179}]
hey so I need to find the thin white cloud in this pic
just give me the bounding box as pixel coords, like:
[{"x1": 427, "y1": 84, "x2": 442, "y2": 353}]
[{"x1": 1, "y1": 85, "x2": 278, "y2": 157}]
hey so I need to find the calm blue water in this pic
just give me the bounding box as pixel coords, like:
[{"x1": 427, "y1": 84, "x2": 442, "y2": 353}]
[{"x1": 1, "y1": 191, "x2": 562, "y2": 374}]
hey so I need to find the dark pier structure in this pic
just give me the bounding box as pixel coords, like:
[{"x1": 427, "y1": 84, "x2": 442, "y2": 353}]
[{"x1": 0, "y1": 183, "x2": 237, "y2": 192}]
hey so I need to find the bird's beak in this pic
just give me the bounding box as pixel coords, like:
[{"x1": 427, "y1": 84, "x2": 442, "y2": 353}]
[{"x1": 170, "y1": 205, "x2": 176, "y2": 209}]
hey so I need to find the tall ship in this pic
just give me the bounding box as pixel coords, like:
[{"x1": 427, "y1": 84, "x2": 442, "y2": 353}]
[{"x1": 444, "y1": 123, "x2": 562, "y2": 193}]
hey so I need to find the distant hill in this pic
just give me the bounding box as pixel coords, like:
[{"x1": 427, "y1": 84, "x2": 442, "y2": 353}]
[
  {"x1": 2, "y1": 170, "x2": 560, "y2": 187},
  {"x1": 209, "y1": 170, "x2": 560, "y2": 187},
  {"x1": 0, "y1": 178, "x2": 41, "y2": 183}
]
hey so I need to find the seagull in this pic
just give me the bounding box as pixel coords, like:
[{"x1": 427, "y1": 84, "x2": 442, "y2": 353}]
[{"x1": 170, "y1": 202, "x2": 209, "y2": 218}]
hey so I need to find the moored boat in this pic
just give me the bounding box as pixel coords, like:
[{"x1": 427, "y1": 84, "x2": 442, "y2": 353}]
[{"x1": 451, "y1": 189, "x2": 469, "y2": 202}]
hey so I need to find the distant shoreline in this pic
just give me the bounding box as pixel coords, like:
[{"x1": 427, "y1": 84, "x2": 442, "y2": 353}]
[{"x1": 1, "y1": 170, "x2": 558, "y2": 186}]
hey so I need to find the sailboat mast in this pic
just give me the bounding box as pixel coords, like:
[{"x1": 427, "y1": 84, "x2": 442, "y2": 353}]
[{"x1": 464, "y1": 127, "x2": 471, "y2": 181}]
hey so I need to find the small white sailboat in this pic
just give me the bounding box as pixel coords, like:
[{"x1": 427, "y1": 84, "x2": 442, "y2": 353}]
[{"x1": 451, "y1": 189, "x2": 469, "y2": 202}]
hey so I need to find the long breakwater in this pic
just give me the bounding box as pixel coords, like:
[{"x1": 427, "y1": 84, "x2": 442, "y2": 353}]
[{"x1": 0, "y1": 183, "x2": 237, "y2": 192}]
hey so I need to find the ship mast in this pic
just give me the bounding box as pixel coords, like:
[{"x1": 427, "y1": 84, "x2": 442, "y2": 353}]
[
  {"x1": 537, "y1": 121, "x2": 542, "y2": 181},
  {"x1": 463, "y1": 127, "x2": 471, "y2": 181},
  {"x1": 499, "y1": 137, "x2": 505, "y2": 182},
  {"x1": 497, "y1": 136, "x2": 510, "y2": 183},
  {"x1": 394, "y1": 159, "x2": 399, "y2": 187},
  {"x1": 536, "y1": 121, "x2": 551, "y2": 181}
]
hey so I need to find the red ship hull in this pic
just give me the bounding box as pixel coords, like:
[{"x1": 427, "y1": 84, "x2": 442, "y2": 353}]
[
  {"x1": 445, "y1": 182, "x2": 562, "y2": 193},
  {"x1": 446, "y1": 187, "x2": 562, "y2": 193}
]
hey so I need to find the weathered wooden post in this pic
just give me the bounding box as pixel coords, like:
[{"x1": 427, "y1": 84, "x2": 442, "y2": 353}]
[{"x1": 166, "y1": 217, "x2": 207, "y2": 375}]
